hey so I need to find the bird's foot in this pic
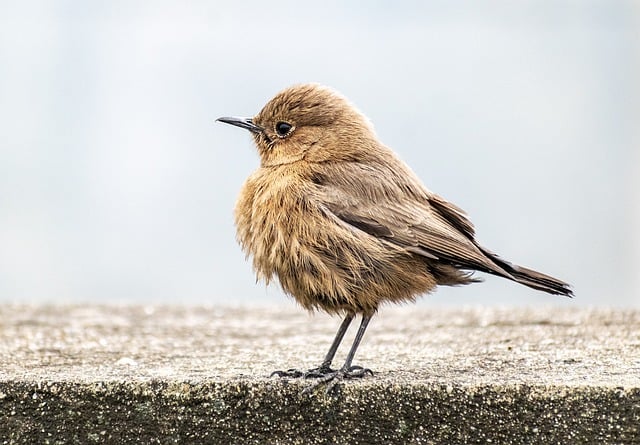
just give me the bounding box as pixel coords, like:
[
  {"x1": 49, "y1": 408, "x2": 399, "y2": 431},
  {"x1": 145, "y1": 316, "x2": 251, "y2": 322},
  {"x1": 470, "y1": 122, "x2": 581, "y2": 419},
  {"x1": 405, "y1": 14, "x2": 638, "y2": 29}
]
[
  {"x1": 270, "y1": 365, "x2": 335, "y2": 379},
  {"x1": 302, "y1": 366, "x2": 337, "y2": 378},
  {"x1": 301, "y1": 365, "x2": 374, "y2": 395}
]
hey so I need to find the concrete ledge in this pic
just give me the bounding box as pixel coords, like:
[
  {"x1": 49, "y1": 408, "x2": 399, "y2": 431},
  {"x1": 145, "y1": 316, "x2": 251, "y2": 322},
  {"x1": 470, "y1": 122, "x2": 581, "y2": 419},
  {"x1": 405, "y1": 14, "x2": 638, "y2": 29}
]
[{"x1": 0, "y1": 305, "x2": 638, "y2": 444}]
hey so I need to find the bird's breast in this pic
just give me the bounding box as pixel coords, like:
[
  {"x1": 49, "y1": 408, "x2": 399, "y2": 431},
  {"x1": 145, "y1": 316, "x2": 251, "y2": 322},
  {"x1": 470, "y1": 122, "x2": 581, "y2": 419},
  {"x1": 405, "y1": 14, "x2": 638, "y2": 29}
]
[
  {"x1": 233, "y1": 166, "x2": 437, "y2": 314},
  {"x1": 234, "y1": 168, "x2": 317, "y2": 283},
  {"x1": 234, "y1": 168, "x2": 367, "y2": 309}
]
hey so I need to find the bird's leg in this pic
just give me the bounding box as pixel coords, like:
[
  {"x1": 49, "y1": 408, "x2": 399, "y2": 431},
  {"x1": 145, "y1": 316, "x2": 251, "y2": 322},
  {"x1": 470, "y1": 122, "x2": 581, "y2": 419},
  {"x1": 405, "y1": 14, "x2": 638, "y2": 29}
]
[
  {"x1": 337, "y1": 314, "x2": 373, "y2": 377},
  {"x1": 303, "y1": 314, "x2": 374, "y2": 394},
  {"x1": 303, "y1": 313, "x2": 354, "y2": 377},
  {"x1": 270, "y1": 313, "x2": 354, "y2": 378}
]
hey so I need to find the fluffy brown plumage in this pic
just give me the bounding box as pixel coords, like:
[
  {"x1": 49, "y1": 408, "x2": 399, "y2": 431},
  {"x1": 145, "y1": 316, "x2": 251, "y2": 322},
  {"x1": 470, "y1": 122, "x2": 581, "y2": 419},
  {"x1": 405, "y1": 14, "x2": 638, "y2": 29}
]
[{"x1": 218, "y1": 83, "x2": 572, "y2": 388}]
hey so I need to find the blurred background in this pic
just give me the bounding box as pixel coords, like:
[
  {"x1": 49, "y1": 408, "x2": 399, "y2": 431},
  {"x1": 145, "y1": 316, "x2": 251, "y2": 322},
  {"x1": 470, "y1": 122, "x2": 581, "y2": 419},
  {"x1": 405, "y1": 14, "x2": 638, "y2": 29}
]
[{"x1": 0, "y1": 1, "x2": 638, "y2": 307}]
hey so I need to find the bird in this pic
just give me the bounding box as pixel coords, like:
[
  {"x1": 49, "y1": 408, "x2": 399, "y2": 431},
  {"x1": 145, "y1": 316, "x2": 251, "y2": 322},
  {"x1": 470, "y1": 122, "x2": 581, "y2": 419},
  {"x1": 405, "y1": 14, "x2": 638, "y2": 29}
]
[{"x1": 217, "y1": 83, "x2": 572, "y2": 389}]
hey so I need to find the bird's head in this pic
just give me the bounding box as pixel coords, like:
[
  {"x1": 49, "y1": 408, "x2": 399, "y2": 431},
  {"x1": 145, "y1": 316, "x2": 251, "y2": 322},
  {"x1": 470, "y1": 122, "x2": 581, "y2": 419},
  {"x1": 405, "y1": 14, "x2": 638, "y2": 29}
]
[{"x1": 217, "y1": 84, "x2": 378, "y2": 167}]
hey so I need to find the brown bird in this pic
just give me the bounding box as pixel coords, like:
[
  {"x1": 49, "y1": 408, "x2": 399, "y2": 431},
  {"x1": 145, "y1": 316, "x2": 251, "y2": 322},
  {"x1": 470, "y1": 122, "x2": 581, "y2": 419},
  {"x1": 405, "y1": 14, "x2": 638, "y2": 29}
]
[{"x1": 217, "y1": 83, "x2": 572, "y2": 387}]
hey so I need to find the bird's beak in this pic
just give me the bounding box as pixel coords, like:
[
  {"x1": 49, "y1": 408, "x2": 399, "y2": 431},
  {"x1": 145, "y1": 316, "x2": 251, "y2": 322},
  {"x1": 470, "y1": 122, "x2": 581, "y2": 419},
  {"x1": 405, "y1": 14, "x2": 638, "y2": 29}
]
[{"x1": 216, "y1": 116, "x2": 263, "y2": 134}]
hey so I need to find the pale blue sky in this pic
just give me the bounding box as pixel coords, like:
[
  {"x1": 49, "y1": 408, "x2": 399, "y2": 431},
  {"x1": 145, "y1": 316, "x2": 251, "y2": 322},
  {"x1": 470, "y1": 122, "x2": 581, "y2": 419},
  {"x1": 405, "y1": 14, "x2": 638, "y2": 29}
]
[{"x1": 0, "y1": 1, "x2": 638, "y2": 307}]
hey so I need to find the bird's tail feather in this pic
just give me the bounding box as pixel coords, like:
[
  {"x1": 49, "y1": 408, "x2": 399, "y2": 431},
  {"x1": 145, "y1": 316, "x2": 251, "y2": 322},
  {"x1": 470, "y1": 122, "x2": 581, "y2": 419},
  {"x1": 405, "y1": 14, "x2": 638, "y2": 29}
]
[
  {"x1": 507, "y1": 264, "x2": 573, "y2": 296},
  {"x1": 478, "y1": 246, "x2": 573, "y2": 297}
]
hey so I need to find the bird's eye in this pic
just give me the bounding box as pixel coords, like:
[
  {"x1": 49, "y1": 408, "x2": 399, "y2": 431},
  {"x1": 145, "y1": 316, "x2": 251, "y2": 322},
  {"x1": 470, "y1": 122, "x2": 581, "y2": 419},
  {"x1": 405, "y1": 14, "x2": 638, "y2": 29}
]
[{"x1": 275, "y1": 121, "x2": 293, "y2": 137}]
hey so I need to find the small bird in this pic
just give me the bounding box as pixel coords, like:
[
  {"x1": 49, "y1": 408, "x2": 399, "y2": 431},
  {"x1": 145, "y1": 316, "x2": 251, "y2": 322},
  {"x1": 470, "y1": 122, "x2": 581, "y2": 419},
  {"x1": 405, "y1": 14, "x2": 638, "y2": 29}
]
[{"x1": 217, "y1": 83, "x2": 572, "y2": 387}]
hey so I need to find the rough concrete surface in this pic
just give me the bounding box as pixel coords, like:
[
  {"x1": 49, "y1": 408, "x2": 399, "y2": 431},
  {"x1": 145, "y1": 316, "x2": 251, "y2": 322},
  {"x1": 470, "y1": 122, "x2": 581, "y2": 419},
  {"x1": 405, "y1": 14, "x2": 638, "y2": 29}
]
[{"x1": 0, "y1": 304, "x2": 638, "y2": 444}]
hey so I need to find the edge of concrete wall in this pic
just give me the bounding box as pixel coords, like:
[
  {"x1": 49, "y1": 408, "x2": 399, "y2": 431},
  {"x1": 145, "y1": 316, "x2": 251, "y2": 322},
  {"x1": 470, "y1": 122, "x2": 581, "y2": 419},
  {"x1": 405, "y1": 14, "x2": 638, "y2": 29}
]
[{"x1": 1, "y1": 379, "x2": 639, "y2": 444}]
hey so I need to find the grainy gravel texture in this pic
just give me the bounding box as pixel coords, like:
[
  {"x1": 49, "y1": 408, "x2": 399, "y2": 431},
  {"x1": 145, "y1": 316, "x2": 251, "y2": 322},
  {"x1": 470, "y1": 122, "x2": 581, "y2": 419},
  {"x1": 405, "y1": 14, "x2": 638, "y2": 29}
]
[{"x1": 0, "y1": 304, "x2": 638, "y2": 444}]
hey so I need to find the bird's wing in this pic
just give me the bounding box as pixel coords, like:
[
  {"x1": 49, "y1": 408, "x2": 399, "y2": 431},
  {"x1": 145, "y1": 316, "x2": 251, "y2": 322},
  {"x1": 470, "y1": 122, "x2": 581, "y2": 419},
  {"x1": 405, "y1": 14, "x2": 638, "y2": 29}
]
[{"x1": 316, "y1": 162, "x2": 512, "y2": 278}]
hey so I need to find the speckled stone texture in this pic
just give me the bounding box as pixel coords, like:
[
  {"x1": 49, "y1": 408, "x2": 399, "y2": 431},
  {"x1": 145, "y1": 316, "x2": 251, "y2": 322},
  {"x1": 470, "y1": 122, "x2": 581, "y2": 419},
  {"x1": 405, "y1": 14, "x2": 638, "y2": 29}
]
[{"x1": 0, "y1": 305, "x2": 638, "y2": 444}]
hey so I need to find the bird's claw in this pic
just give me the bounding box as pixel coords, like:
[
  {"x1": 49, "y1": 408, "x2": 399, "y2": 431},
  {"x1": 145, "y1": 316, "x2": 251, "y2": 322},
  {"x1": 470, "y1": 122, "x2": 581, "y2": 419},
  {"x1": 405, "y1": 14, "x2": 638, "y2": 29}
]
[
  {"x1": 301, "y1": 365, "x2": 374, "y2": 395},
  {"x1": 341, "y1": 365, "x2": 374, "y2": 378},
  {"x1": 270, "y1": 366, "x2": 335, "y2": 379},
  {"x1": 271, "y1": 365, "x2": 373, "y2": 394}
]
